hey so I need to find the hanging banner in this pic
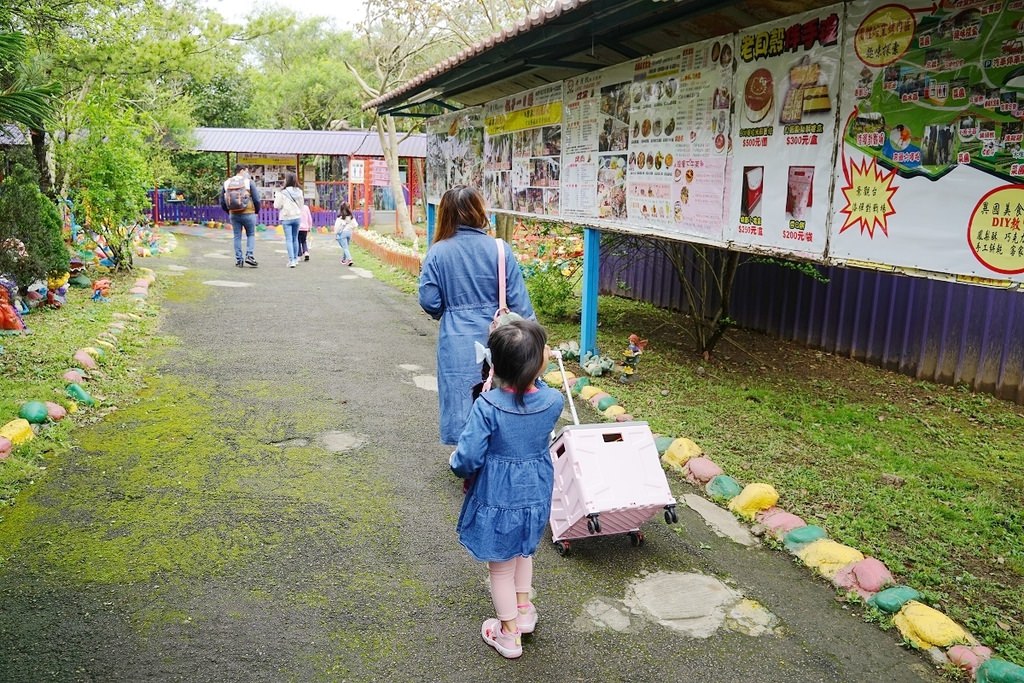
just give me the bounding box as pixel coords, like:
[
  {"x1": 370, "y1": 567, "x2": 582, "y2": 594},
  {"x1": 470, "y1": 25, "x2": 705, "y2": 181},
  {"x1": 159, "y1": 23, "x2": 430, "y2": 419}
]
[
  {"x1": 726, "y1": 5, "x2": 844, "y2": 259},
  {"x1": 425, "y1": 107, "x2": 484, "y2": 203},
  {"x1": 349, "y1": 159, "x2": 365, "y2": 184},
  {"x1": 484, "y1": 82, "x2": 563, "y2": 216},
  {"x1": 831, "y1": 0, "x2": 1024, "y2": 282}
]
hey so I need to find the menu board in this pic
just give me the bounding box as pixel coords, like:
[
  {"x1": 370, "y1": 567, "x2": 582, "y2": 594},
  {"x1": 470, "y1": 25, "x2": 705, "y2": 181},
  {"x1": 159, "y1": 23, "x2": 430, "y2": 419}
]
[
  {"x1": 726, "y1": 5, "x2": 844, "y2": 259},
  {"x1": 483, "y1": 82, "x2": 563, "y2": 216},
  {"x1": 562, "y1": 64, "x2": 633, "y2": 219},
  {"x1": 425, "y1": 108, "x2": 484, "y2": 203},
  {"x1": 831, "y1": 0, "x2": 1024, "y2": 282}
]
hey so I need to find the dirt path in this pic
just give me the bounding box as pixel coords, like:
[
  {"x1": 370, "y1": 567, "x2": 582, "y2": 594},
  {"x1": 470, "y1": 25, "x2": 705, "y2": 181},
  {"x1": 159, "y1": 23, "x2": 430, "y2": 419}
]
[{"x1": 0, "y1": 233, "x2": 941, "y2": 681}]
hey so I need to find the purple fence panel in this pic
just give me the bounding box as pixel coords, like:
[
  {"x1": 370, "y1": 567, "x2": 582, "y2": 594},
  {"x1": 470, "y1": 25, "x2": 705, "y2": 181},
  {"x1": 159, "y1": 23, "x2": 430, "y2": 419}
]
[{"x1": 599, "y1": 242, "x2": 1024, "y2": 404}]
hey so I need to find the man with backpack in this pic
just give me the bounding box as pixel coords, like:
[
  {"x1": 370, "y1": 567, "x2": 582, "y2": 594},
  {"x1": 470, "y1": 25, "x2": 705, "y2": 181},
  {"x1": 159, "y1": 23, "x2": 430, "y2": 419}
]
[{"x1": 219, "y1": 163, "x2": 262, "y2": 268}]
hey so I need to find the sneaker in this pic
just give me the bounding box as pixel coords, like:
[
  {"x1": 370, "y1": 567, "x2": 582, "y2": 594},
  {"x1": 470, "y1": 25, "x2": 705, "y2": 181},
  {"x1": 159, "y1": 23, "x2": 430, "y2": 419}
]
[
  {"x1": 245, "y1": 256, "x2": 258, "y2": 267},
  {"x1": 481, "y1": 619, "x2": 521, "y2": 659},
  {"x1": 289, "y1": 261, "x2": 296, "y2": 268},
  {"x1": 235, "y1": 260, "x2": 244, "y2": 268},
  {"x1": 303, "y1": 254, "x2": 309, "y2": 261},
  {"x1": 516, "y1": 603, "x2": 537, "y2": 634},
  {"x1": 347, "y1": 260, "x2": 354, "y2": 267}
]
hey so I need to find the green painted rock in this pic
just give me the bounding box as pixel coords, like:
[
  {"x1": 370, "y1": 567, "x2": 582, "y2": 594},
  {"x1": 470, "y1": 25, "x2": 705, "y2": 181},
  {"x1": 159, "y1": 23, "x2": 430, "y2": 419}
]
[
  {"x1": 66, "y1": 383, "x2": 97, "y2": 406},
  {"x1": 571, "y1": 377, "x2": 591, "y2": 396},
  {"x1": 596, "y1": 395, "x2": 618, "y2": 411},
  {"x1": 706, "y1": 474, "x2": 743, "y2": 501},
  {"x1": 18, "y1": 401, "x2": 49, "y2": 424},
  {"x1": 867, "y1": 585, "x2": 922, "y2": 614},
  {"x1": 977, "y1": 659, "x2": 1024, "y2": 683},
  {"x1": 783, "y1": 524, "x2": 827, "y2": 552},
  {"x1": 654, "y1": 435, "x2": 675, "y2": 454}
]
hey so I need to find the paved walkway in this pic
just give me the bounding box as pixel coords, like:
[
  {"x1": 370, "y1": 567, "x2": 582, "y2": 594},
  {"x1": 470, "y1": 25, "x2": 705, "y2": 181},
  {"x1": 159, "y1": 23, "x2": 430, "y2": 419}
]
[{"x1": 0, "y1": 230, "x2": 939, "y2": 681}]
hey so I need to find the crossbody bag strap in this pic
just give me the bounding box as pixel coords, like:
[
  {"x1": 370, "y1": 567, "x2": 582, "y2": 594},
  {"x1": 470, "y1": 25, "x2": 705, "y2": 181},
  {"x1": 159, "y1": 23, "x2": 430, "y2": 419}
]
[{"x1": 495, "y1": 237, "x2": 507, "y2": 312}]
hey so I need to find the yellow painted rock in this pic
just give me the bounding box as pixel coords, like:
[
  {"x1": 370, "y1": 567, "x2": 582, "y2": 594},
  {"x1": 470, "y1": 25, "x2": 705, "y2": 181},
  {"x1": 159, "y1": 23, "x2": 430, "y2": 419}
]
[
  {"x1": 727, "y1": 483, "x2": 779, "y2": 519},
  {"x1": 603, "y1": 404, "x2": 627, "y2": 418},
  {"x1": 893, "y1": 601, "x2": 970, "y2": 650},
  {"x1": 96, "y1": 340, "x2": 117, "y2": 351},
  {"x1": 579, "y1": 385, "x2": 602, "y2": 400},
  {"x1": 543, "y1": 371, "x2": 572, "y2": 386},
  {"x1": 662, "y1": 437, "x2": 704, "y2": 469},
  {"x1": 796, "y1": 539, "x2": 865, "y2": 579},
  {"x1": 0, "y1": 418, "x2": 34, "y2": 446}
]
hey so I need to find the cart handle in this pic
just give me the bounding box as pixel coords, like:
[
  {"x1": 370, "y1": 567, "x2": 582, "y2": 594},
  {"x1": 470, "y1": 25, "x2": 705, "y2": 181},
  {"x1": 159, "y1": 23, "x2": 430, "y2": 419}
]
[{"x1": 551, "y1": 349, "x2": 580, "y2": 426}]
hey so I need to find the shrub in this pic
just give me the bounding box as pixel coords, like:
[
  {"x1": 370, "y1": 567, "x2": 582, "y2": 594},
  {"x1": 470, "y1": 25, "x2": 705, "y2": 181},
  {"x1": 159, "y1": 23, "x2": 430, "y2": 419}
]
[{"x1": 0, "y1": 164, "x2": 68, "y2": 292}]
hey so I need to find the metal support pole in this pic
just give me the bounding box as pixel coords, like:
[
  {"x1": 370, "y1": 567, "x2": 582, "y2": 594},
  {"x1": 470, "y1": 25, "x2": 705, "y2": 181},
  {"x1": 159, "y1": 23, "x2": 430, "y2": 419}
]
[
  {"x1": 427, "y1": 202, "x2": 436, "y2": 246},
  {"x1": 580, "y1": 227, "x2": 600, "y2": 356}
]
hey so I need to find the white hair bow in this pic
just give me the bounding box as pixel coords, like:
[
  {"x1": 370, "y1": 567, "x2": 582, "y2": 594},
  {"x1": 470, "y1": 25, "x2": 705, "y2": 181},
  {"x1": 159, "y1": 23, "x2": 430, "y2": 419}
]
[{"x1": 474, "y1": 341, "x2": 492, "y2": 365}]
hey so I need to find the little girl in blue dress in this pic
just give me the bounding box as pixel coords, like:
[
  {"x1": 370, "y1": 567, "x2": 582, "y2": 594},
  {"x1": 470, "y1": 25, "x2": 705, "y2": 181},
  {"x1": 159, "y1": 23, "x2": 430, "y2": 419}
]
[{"x1": 449, "y1": 319, "x2": 564, "y2": 659}]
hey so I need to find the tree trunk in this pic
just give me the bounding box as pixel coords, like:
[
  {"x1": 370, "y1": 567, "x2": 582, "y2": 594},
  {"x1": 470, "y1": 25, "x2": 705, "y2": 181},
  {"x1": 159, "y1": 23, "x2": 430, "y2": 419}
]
[
  {"x1": 375, "y1": 115, "x2": 417, "y2": 245},
  {"x1": 495, "y1": 213, "x2": 515, "y2": 243},
  {"x1": 29, "y1": 127, "x2": 53, "y2": 199}
]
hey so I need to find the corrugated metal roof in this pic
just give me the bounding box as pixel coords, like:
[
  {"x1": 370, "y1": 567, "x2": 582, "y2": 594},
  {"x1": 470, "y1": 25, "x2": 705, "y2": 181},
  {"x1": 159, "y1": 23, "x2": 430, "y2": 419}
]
[
  {"x1": 192, "y1": 127, "x2": 426, "y2": 158},
  {"x1": 0, "y1": 124, "x2": 29, "y2": 146},
  {"x1": 365, "y1": 0, "x2": 838, "y2": 113}
]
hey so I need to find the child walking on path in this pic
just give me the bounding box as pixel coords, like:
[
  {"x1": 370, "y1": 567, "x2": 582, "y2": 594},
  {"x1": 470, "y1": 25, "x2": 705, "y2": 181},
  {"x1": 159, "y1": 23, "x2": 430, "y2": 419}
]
[
  {"x1": 334, "y1": 201, "x2": 356, "y2": 266},
  {"x1": 448, "y1": 319, "x2": 564, "y2": 660},
  {"x1": 298, "y1": 203, "x2": 313, "y2": 261}
]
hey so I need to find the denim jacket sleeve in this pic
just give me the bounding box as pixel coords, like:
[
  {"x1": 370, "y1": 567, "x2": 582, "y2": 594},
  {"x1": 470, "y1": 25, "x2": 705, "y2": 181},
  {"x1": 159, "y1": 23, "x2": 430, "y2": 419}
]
[
  {"x1": 449, "y1": 400, "x2": 491, "y2": 478},
  {"x1": 418, "y1": 251, "x2": 444, "y2": 319},
  {"x1": 249, "y1": 181, "x2": 261, "y2": 207},
  {"x1": 502, "y1": 242, "x2": 535, "y2": 320}
]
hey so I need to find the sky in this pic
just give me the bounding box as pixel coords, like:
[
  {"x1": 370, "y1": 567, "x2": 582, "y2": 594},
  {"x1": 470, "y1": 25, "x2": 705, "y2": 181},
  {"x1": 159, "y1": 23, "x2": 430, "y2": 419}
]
[{"x1": 199, "y1": 0, "x2": 368, "y2": 29}]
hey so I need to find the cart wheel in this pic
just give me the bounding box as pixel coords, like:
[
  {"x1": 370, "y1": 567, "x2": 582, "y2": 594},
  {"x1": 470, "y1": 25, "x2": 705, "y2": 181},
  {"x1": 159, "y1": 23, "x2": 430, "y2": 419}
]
[
  {"x1": 593, "y1": 515, "x2": 601, "y2": 533},
  {"x1": 670, "y1": 507, "x2": 679, "y2": 523},
  {"x1": 665, "y1": 505, "x2": 678, "y2": 524},
  {"x1": 629, "y1": 531, "x2": 644, "y2": 547},
  {"x1": 554, "y1": 541, "x2": 570, "y2": 556},
  {"x1": 587, "y1": 518, "x2": 595, "y2": 534}
]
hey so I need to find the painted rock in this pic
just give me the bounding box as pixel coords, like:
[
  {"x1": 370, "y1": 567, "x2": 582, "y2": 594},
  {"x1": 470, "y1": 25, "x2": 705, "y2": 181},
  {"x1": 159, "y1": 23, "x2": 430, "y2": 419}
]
[
  {"x1": 587, "y1": 391, "x2": 610, "y2": 408},
  {"x1": 596, "y1": 395, "x2": 618, "y2": 411},
  {"x1": 662, "y1": 437, "x2": 703, "y2": 469},
  {"x1": 542, "y1": 371, "x2": 567, "y2": 386},
  {"x1": 796, "y1": 539, "x2": 864, "y2": 579},
  {"x1": 892, "y1": 601, "x2": 969, "y2": 650},
  {"x1": 0, "y1": 436, "x2": 11, "y2": 459},
  {"x1": 578, "y1": 385, "x2": 602, "y2": 401},
  {"x1": 947, "y1": 645, "x2": 993, "y2": 676},
  {"x1": 73, "y1": 349, "x2": 98, "y2": 369},
  {"x1": 976, "y1": 658, "x2": 1024, "y2": 683},
  {"x1": 603, "y1": 404, "x2": 626, "y2": 418},
  {"x1": 18, "y1": 401, "x2": 50, "y2": 424},
  {"x1": 82, "y1": 346, "x2": 105, "y2": 360},
  {"x1": 571, "y1": 377, "x2": 591, "y2": 396},
  {"x1": 66, "y1": 383, "x2": 97, "y2": 406},
  {"x1": 706, "y1": 474, "x2": 743, "y2": 501},
  {"x1": 130, "y1": 287, "x2": 148, "y2": 296},
  {"x1": 754, "y1": 507, "x2": 806, "y2": 538},
  {"x1": 684, "y1": 456, "x2": 723, "y2": 485},
  {"x1": 728, "y1": 482, "x2": 779, "y2": 520},
  {"x1": 868, "y1": 585, "x2": 922, "y2": 614},
  {"x1": 783, "y1": 524, "x2": 828, "y2": 553},
  {"x1": 63, "y1": 369, "x2": 86, "y2": 383},
  {"x1": 45, "y1": 401, "x2": 68, "y2": 421},
  {"x1": 0, "y1": 418, "x2": 34, "y2": 445},
  {"x1": 654, "y1": 435, "x2": 676, "y2": 454},
  {"x1": 614, "y1": 414, "x2": 634, "y2": 422}
]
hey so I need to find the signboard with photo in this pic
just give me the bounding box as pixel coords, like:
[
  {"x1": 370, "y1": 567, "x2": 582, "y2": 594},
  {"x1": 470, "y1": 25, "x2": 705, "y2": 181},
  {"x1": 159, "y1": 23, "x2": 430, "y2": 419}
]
[{"x1": 425, "y1": 107, "x2": 485, "y2": 203}]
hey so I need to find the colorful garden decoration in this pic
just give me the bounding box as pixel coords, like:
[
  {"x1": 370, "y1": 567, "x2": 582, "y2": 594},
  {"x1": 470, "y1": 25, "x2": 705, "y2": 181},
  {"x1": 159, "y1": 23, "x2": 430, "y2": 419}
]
[
  {"x1": 0, "y1": 283, "x2": 27, "y2": 332},
  {"x1": 18, "y1": 401, "x2": 50, "y2": 424},
  {"x1": 65, "y1": 383, "x2": 97, "y2": 406},
  {"x1": 92, "y1": 278, "x2": 111, "y2": 301},
  {"x1": 620, "y1": 334, "x2": 648, "y2": 381}
]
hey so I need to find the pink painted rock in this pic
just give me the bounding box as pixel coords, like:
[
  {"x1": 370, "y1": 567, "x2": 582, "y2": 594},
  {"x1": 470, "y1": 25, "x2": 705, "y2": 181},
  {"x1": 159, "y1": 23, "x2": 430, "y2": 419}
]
[
  {"x1": 63, "y1": 369, "x2": 86, "y2": 384},
  {"x1": 947, "y1": 645, "x2": 993, "y2": 675},
  {"x1": 684, "y1": 456, "x2": 723, "y2": 485},
  {"x1": 73, "y1": 349, "x2": 98, "y2": 370},
  {"x1": 45, "y1": 402, "x2": 67, "y2": 421},
  {"x1": 134, "y1": 278, "x2": 150, "y2": 288},
  {"x1": 587, "y1": 392, "x2": 610, "y2": 408},
  {"x1": 0, "y1": 436, "x2": 11, "y2": 459},
  {"x1": 833, "y1": 557, "x2": 894, "y2": 599},
  {"x1": 108, "y1": 321, "x2": 126, "y2": 330},
  {"x1": 129, "y1": 287, "x2": 148, "y2": 296},
  {"x1": 614, "y1": 414, "x2": 634, "y2": 422},
  {"x1": 756, "y1": 507, "x2": 807, "y2": 538}
]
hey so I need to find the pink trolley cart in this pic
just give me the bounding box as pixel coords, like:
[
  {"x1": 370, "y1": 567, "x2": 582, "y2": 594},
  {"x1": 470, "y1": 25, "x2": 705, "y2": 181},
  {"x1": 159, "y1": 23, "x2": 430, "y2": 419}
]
[{"x1": 547, "y1": 353, "x2": 678, "y2": 556}]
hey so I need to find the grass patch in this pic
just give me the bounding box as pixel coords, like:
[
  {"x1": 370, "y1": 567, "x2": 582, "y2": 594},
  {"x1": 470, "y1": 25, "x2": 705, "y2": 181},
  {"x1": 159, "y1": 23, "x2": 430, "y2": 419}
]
[
  {"x1": 0, "y1": 272, "x2": 165, "y2": 508},
  {"x1": 356, "y1": 245, "x2": 1024, "y2": 665}
]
